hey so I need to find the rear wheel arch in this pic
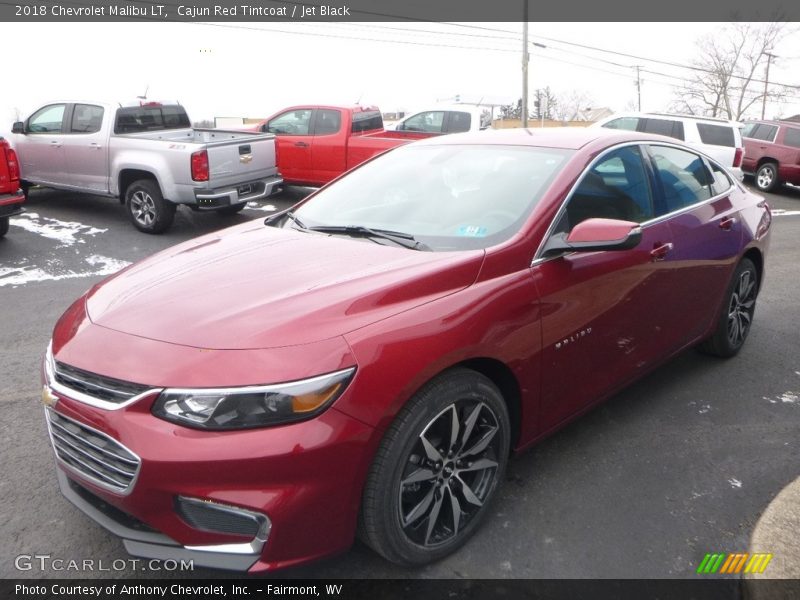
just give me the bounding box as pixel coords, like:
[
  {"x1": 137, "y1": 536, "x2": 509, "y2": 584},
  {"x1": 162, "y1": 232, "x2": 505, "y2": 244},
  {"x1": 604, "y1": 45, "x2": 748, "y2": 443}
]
[
  {"x1": 743, "y1": 248, "x2": 764, "y2": 293},
  {"x1": 118, "y1": 169, "x2": 159, "y2": 204}
]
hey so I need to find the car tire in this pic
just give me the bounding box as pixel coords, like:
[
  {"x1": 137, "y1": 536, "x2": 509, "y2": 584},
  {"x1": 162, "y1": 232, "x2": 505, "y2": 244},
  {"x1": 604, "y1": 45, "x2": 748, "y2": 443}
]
[
  {"x1": 0, "y1": 216, "x2": 8, "y2": 238},
  {"x1": 216, "y1": 203, "x2": 247, "y2": 216},
  {"x1": 755, "y1": 162, "x2": 779, "y2": 192},
  {"x1": 125, "y1": 179, "x2": 176, "y2": 234},
  {"x1": 20, "y1": 181, "x2": 31, "y2": 200},
  {"x1": 699, "y1": 258, "x2": 759, "y2": 358},
  {"x1": 359, "y1": 368, "x2": 510, "y2": 566}
]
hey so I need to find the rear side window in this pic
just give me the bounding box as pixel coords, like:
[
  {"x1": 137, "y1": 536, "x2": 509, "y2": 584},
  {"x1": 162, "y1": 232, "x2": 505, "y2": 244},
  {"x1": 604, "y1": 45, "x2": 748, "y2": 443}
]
[
  {"x1": 749, "y1": 124, "x2": 778, "y2": 142},
  {"x1": 115, "y1": 105, "x2": 191, "y2": 134},
  {"x1": 649, "y1": 145, "x2": 714, "y2": 214},
  {"x1": 71, "y1": 104, "x2": 104, "y2": 134},
  {"x1": 446, "y1": 111, "x2": 471, "y2": 133},
  {"x1": 351, "y1": 111, "x2": 383, "y2": 133},
  {"x1": 640, "y1": 118, "x2": 685, "y2": 141},
  {"x1": 314, "y1": 109, "x2": 341, "y2": 136},
  {"x1": 741, "y1": 123, "x2": 758, "y2": 138},
  {"x1": 697, "y1": 123, "x2": 735, "y2": 147},
  {"x1": 783, "y1": 127, "x2": 800, "y2": 148},
  {"x1": 709, "y1": 161, "x2": 733, "y2": 195}
]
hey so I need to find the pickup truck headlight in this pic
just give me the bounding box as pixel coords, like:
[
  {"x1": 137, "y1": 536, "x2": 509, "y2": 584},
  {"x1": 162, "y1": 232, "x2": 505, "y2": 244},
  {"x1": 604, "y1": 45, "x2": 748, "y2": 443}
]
[{"x1": 152, "y1": 368, "x2": 355, "y2": 430}]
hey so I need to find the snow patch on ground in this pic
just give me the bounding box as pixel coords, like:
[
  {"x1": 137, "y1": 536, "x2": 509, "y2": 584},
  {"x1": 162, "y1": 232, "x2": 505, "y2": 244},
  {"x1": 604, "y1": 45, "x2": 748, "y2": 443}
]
[
  {"x1": 728, "y1": 478, "x2": 742, "y2": 489},
  {"x1": 10, "y1": 212, "x2": 106, "y2": 246},
  {"x1": 779, "y1": 391, "x2": 798, "y2": 404},
  {"x1": 0, "y1": 256, "x2": 131, "y2": 287},
  {"x1": 245, "y1": 202, "x2": 277, "y2": 212}
]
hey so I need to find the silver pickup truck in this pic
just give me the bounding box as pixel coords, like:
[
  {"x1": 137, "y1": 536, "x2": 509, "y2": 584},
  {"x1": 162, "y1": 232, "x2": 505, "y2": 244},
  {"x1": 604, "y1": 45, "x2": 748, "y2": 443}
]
[{"x1": 11, "y1": 101, "x2": 282, "y2": 233}]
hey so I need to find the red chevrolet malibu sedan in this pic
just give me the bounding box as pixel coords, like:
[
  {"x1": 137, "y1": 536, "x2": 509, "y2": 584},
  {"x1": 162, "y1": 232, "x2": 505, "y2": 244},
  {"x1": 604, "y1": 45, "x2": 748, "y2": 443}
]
[{"x1": 43, "y1": 128, "x2": 771, "y2": 572}]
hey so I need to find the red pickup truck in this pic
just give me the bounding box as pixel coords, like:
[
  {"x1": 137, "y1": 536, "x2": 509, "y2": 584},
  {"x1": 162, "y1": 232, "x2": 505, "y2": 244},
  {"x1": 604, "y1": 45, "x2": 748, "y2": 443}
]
[
  {"x1": 251, "y1": 106, "x2": 433, "y2": 187},
  {"x1": 0, "y1": 136, "x2": 24, "y2": 238}
]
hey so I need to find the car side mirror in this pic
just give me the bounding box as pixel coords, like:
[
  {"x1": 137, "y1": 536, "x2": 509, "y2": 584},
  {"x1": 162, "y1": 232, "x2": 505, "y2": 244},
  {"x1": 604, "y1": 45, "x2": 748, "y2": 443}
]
[
  {"x1": 11, "y1": 121, "x2": 25, "y2": 134},
  {"x1": 542, "y1": 218, "x2": 642, "y2": 257}
]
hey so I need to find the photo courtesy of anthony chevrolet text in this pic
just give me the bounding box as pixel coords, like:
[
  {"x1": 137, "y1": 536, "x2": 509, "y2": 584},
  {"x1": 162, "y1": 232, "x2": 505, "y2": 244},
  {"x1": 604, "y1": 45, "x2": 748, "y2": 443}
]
[{"x1": 1, "y1": 0, "x2": 800, "y2": 598}]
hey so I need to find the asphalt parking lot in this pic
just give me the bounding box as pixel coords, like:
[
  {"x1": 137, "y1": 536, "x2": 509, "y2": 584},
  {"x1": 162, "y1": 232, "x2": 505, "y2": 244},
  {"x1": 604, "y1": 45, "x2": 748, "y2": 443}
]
[{"x1": 1, "y1": 183, "x2": 799, "y2": 580}]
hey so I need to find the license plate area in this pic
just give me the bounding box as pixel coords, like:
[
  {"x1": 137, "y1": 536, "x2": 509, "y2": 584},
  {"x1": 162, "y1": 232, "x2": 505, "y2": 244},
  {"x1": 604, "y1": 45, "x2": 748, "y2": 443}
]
[{"x1": 237, "y1": 183, "x2": 254, "y2": 196}]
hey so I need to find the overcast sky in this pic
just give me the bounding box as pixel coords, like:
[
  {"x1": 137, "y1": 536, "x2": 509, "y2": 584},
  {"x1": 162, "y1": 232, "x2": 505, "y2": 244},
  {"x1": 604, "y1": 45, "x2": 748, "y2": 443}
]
[{"x1": 1, "y1": 21, "x2": 799, "y2": 130}]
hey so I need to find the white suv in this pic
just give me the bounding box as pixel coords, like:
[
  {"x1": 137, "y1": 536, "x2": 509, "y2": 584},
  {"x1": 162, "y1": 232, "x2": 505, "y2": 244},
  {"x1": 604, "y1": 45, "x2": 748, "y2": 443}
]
[{"x1": 592, "y1": 112, "x2": 744, "y2": 180}]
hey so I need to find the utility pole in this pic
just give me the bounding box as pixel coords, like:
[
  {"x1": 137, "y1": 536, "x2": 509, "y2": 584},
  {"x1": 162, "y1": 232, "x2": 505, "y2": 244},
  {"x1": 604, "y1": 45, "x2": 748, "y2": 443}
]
[
  {"x1": 633, "y1": 66, "x2": 642, "y2": 111},
  {"x1": 521, "y1": 2, "x2": 529, "y2": 128},
  {"x1": 761, "y1": 52, "x2": 776, "y2": 120}
]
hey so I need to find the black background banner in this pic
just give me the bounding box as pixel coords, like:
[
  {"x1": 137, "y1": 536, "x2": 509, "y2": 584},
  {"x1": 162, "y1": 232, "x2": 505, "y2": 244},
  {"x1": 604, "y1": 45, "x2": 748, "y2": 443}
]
[
  {"x1": 5, "y1": 579, "x2": 800, "y2": 600},
  {"x1": 1, "y1": 0, "x2": 799, "y2": 22}
]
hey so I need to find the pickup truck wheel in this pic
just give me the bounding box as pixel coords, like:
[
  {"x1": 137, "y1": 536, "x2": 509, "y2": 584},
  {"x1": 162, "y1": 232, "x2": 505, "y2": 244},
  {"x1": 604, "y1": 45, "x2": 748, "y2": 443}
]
[
  {"x1": 0, "y1": 217, "x2": 9, "y2": 238},
  {"x1": 216, "y1": 203, "x2": 247, "y2": 216},
  {"x1": 126, "y1": 180, "x2": 176, "y2": 234}
]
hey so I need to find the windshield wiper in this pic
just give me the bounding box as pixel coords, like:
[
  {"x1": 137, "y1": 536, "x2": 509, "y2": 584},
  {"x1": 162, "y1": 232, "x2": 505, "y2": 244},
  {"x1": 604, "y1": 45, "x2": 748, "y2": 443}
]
[
  {"x1": 309, "y1": 225, "x2": 431, "y2": 251},
  {"x1": 264, "y1": 210, "x2": 308, "y2": 230}
]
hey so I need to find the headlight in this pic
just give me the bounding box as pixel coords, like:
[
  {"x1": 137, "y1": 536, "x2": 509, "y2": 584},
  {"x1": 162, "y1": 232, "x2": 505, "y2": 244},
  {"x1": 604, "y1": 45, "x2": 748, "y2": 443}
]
[{"x1": 152, "y1": 368, "x2": 355, "y2": 430}]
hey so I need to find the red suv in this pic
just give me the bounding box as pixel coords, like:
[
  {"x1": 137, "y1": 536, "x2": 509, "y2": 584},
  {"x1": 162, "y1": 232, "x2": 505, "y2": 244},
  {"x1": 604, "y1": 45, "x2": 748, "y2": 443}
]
[
  {"x1": 741, "y1": 120, "x2": 800, "y2": 192},
  {"x1": 0, "y1": 136, "x2": 24, "y2": 238}
]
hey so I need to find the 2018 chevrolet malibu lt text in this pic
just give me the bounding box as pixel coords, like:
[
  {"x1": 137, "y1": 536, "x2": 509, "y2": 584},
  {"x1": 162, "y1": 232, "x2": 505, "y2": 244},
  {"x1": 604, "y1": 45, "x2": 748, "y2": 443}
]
[{"x1": 42, "y1": 128, "x2": 771, "y2": 572}]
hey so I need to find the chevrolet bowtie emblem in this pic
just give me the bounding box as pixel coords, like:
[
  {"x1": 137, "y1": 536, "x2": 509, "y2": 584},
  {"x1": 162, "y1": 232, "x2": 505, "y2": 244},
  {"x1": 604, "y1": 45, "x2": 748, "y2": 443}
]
[
  {"x1": 42, "y1": 385, "x2": 59, "y2": 408},
  {"x1": 240, "y1": 154, "x2": 253, "y2": 164}
]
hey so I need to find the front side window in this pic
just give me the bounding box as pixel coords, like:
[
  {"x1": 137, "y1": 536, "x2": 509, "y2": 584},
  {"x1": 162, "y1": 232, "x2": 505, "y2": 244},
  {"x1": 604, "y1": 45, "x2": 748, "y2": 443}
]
[
  {"x1": 649, "y1": 145, "x2": 713, "y2": 214},
  {"x1": 28, "y1": 104, "x2": 66, "y2": 133},
  {"x1": 290, "y1": 144, "x2": 572, "y2": 251},
  {"x1": 401, "y1": 111, "x2": 445, "y2": 133},
  {"x1": 266, "y1": 110, "x2": 313, "y2": 135},
  {"x1": 71, "y1": 104, "x2": 104, "y2": 134},
  {"x1": 558, "y1": 145, "x2": 653, "y2": 233}
]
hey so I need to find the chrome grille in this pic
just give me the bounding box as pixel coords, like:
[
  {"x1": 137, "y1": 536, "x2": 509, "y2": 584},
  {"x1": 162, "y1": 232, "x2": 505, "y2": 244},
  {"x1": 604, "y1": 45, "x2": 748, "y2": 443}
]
[
  {"x1": 54, "y1": 361, "x2": 150, "y2": 404},
  {"x1": 46, "y1": 409, "x2": 140, "y2": 494}
]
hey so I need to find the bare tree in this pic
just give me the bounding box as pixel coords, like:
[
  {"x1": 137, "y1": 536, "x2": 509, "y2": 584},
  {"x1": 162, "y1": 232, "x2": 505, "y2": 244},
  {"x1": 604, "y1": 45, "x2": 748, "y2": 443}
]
[
  {"x1": 552, "y1": 89, "x2": 596, "y2": 121},
  {"x1": 670, "y1": 22, "x2": 793, "y2": 120}
]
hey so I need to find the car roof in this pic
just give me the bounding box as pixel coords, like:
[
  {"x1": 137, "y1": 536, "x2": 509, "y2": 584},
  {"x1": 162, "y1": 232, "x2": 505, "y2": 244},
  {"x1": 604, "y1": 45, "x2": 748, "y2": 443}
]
[{"x1": 412, "y1": 126, "x2": 683, "y2": 150}]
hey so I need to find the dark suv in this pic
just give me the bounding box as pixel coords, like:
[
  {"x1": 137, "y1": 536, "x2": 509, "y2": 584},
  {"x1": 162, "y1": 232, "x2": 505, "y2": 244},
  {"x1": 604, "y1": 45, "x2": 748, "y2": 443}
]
[{"x1": 741, "y1": 120, "x2": 800, "y2": 192}]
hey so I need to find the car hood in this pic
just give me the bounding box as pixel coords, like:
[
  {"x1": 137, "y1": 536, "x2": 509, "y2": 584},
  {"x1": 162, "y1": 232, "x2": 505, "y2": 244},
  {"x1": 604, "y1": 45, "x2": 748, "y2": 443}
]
[{"x1": 86, "y1": 222, "x2": 484, "y2": 349}]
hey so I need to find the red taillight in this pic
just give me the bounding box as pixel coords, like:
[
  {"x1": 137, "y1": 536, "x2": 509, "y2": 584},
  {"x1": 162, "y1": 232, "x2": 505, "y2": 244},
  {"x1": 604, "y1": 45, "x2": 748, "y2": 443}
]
[
  {"x1": 191, "y1": 149, "x2": 209, "y2": 182},
  {"x1": 733, "y1": 147, "x2": 743, "y2": 169},
  {"x1": 6, "y1": 147, "x2": 20, "y2": 182}
]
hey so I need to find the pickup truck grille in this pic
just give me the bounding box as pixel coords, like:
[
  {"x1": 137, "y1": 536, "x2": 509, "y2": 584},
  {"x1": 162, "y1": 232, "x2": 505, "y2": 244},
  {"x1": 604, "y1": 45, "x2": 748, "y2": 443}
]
[
  {"x1": 46, "y1": 409, "x2": 140, "y2": 494},
  {"x1": 54, "y1": 361, "x2": 150, "y2": 404}
]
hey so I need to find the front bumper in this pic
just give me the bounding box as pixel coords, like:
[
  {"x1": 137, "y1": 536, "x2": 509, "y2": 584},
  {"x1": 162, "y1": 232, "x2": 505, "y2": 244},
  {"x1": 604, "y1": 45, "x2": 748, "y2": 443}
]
[{"x1": 56, "y1": 470, "x2": 266, "y2": 571}]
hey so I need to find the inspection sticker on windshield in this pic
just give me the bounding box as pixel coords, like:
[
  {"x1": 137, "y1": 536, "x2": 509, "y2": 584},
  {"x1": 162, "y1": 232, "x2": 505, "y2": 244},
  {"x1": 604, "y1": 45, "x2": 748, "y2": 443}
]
[{"x1": 457, "y1": 226, "x2": 488, "y2": 237}]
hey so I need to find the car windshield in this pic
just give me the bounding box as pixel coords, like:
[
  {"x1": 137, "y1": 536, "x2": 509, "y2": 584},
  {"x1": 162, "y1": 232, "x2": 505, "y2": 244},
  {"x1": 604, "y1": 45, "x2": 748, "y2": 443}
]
[{"x1": 289, "y1": 144, "x2": 573, "y2": 251}]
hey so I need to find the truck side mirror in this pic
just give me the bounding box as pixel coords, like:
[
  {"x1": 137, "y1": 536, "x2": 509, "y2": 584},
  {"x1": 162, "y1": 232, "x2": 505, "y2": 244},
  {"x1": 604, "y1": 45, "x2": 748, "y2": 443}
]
[{"x1": 11, "y1": 121, "x2": 25, "y2": 134}]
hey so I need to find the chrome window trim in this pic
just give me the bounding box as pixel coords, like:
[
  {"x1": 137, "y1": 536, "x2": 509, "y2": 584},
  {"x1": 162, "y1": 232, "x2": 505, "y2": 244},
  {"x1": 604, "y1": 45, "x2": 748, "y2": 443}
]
[
  {"x1": 530, "y1": 140, "x2": 736, "y2": 267},
  {"x1": 45, "y1": 407, "x2": 142, "y2": 496},
  {"x1": 45, "y1": 342, "x2": 162, "y2": 411}
]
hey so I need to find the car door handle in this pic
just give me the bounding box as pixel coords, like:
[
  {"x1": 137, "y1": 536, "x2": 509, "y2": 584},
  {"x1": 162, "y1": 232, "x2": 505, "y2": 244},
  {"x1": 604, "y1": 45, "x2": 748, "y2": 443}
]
[
  {"x1": 294, "y1": 141, "x2": 309, "y2": 148},
  {"x1": 50, "y1": 141, "x2": 62, "y2": 148},
  {"x1": 719, "y1": 217, "x2": 737, "y2": 231},
  {"x1": 650, "y1": 243, "x2": 673, "y2": 261},
  {"x1": 90, "y1": 143, "x2": 102, "y2": 149}
]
